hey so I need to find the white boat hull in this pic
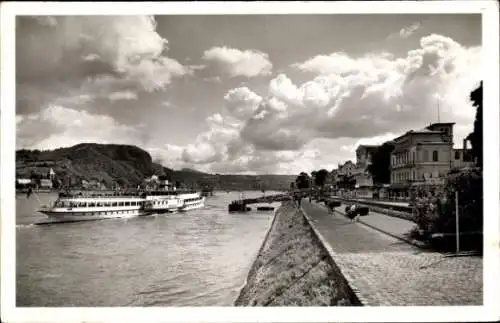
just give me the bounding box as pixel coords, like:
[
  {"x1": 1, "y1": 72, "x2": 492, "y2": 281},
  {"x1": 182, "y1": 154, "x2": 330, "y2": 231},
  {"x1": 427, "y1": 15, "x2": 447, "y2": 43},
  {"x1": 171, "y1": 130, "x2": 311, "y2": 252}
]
[
  {"x1": 178, "y1": 197, "x2": 205, "y2": 212},
  {"x1": 39, "y1": 209, "x2": 149, "y2": 223}
]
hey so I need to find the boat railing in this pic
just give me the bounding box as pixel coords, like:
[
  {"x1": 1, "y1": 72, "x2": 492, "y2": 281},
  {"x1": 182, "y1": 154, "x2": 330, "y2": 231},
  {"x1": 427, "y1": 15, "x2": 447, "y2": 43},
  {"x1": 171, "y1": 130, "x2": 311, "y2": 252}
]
[
  {"x1": 58, "y1": 192, "x2": 143, "y2": 199},
  {"x1": 57, "y1": 189, "x2": 200, "y2": 199}
]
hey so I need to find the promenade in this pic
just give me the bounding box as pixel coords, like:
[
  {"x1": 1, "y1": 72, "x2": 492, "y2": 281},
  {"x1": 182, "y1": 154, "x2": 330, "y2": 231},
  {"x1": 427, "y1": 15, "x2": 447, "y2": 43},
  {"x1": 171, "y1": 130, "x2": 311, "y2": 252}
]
[{"x1": 300, "y1": 199, "x2": 483, "y2": 306}]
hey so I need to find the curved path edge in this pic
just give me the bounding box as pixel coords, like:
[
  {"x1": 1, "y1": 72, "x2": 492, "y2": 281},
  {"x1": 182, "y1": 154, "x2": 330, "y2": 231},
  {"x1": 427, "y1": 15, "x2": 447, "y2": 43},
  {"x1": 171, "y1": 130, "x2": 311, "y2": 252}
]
[{"x1": 299, "y1": 204, "x2": 368, "y2": 306}]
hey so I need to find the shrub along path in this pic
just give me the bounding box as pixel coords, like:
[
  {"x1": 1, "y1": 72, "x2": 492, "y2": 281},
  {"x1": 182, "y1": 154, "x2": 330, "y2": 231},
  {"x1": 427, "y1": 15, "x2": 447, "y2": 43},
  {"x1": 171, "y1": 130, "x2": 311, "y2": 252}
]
[{"x1": 301, "y1": 199, "x2": 483, "y2": 306}]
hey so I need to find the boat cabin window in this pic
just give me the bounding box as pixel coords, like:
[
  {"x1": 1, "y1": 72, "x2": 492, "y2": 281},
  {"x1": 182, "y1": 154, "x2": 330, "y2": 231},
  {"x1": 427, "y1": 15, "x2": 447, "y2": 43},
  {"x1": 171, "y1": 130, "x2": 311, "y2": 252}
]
[
  {"x1": 118, "y1": 202, "x2": 124, "y2": 206},
  {"x1": 125, "y1": 202, "x2": 130, "y2": 206},
  {"x1": 112, "y1": 202, "x2": 118, "y2": 207}
]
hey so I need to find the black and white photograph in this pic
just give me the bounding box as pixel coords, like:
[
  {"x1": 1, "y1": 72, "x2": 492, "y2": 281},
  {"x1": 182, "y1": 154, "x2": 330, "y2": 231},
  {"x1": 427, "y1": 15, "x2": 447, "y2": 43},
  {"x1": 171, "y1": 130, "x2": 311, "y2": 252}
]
[{"x1": 1, "y1": 1, "x2": 499, "y2": 323}]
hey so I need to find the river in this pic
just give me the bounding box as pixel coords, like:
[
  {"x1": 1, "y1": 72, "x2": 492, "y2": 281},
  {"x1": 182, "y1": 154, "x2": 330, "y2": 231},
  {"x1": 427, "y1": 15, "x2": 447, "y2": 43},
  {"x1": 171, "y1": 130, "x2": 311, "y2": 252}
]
[{"x1": 16, "y1": 191, "x2": 279, "y2": 306}]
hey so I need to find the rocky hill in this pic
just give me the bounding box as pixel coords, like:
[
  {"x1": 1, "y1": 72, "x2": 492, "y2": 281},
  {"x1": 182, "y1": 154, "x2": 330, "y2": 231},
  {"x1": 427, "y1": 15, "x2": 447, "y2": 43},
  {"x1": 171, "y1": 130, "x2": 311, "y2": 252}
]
[{"x1": 15, "y1": 143, "x2": 296, "y2": 191}]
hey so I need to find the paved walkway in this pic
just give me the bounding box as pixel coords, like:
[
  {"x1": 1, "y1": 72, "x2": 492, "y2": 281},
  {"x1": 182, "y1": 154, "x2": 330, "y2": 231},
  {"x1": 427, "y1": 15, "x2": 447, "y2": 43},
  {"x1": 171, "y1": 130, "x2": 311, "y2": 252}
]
[
  {"x1": 301, "y1": 200, "x2": 483, "y2": 306},
  {"x1": 330, "y1": 203, "x2": 423, "y2": 247}
]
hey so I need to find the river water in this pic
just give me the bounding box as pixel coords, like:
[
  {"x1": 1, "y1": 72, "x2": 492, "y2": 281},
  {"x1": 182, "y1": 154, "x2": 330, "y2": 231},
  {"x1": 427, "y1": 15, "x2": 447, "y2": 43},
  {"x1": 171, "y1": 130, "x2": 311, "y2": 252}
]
[{"x1": 16, "y1": 191, "x2": 279, "y2": 306}]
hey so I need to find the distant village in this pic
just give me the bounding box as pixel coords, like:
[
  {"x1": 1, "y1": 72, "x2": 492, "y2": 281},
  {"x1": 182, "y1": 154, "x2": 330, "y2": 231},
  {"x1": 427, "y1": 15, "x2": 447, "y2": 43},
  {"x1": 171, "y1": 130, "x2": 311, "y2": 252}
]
[
  {"x1": 322, "y1": 122, "x2": 476, "y2": 201},
  {"x1": 16, "y1": 172, "x2": 181, "y2": 193}
]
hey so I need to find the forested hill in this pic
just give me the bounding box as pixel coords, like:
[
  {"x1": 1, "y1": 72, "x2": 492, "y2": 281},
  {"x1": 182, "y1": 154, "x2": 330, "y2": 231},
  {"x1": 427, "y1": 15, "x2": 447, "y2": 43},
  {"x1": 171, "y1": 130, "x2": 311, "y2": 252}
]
[{"x1": 16, "y1": 143, "x2": 296, "y2": 191}]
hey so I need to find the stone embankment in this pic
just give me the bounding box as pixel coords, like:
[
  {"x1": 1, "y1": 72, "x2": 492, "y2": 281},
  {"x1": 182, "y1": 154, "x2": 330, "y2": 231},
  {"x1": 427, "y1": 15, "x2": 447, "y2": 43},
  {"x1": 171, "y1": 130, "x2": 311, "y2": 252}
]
[{"x1": 234, "y1": 201, "x2": 361, "y2": 306}]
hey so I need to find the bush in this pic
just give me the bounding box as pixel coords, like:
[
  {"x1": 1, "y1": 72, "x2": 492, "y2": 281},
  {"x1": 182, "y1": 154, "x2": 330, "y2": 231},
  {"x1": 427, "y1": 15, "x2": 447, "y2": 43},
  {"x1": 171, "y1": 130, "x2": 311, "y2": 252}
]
[
  {"x1": 409, "y1": 168, "x2": 483, "y2": 250},
  {"x1": 440, "y1": 169, "x2": 483, "y2": 232}
]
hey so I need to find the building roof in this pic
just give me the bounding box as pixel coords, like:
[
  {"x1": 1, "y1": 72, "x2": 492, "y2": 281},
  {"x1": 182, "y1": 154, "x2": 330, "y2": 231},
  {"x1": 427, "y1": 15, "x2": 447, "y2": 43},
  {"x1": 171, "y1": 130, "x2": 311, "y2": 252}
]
[
  {"x1": 356, "y1": 144, "x2": 379, "y2": 149},
  {"x1": 414, "y1": 128, "x2": 437, "y2": 133},
  {"x1": 355, "y1": 144, "x2": 380, "y2": 153},
  {"x1": 392, "y1": 129, "x2": 443, "y2": 142},
  {"x1": 426, "y1": 122, "x2": 456, "y2": 128}
]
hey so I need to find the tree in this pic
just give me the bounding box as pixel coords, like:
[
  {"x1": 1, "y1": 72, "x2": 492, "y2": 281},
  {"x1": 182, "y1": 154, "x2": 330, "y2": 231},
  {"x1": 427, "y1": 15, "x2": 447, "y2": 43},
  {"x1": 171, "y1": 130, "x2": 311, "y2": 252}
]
[
  {"x1": 314, "y1": 169, "x2": 329, "y2": 187},
  {"x1": 51, "y1": 178, "x2": 61, "y2": 190},
  {"x1": 295, "y1": 172, "x2": 311, "y2": 190},
  {"x1": 367, "y1": 142, "x2": 395, "y2": 184},
  {"x1": 469, "y1": 81, "x2": 482, "y2": 168},
  {"x1": 158, "y1": 175, "x2": 169, "y2": 182},
  {"x1": 116, "y1": 178, "x2": 127, "y2": 189}
]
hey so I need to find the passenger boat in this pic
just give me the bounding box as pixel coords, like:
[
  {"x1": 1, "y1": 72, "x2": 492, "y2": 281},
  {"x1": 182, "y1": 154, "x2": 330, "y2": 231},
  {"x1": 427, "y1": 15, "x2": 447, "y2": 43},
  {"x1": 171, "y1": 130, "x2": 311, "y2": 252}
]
[
  {"x1": 38, "y1": 191, "x2": 149, "y2": 222},
  {"x1": 38, "y1": 188, "x2": 206, "y2": 223},
  {"x1": 177, "y1": 192, "x2": 205, "y2": 212},
  {"x1": 143, "y1": 190, "x2": 205, "y2": 213},
  {"x1": 143, "y1": 190, "x2": 181, "y2": 214}
]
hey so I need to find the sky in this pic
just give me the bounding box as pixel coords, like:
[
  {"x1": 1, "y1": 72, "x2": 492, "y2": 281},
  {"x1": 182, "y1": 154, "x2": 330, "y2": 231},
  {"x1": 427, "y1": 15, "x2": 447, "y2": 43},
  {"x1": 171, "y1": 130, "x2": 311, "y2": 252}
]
[{"x1": 15, "y1": 14, "x2": 482, "y2": 175}]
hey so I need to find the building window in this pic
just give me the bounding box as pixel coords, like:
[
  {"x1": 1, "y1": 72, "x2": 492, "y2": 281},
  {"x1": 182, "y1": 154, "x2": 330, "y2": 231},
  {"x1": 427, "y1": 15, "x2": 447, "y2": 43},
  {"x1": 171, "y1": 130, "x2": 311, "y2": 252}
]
[
  {"x1": 423, "y1": 150, "x2": 428, "y2": 162},
  {"x1": 455, "y1": 151, "x2": 460, "y2": 160},
  {"x1": 432, "y1": 150, "x2": 438, "y2": 162},
  {"x1": 412, "y1": 152, "x2": 416, "y2": 162}
]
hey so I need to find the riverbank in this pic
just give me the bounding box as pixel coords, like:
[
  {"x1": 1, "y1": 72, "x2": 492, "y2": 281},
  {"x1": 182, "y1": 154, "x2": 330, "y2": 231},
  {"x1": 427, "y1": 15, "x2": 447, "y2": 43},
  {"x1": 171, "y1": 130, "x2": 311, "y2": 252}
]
[{"x1": 234, "y1": 201, "x2": 361, "y2": 306}]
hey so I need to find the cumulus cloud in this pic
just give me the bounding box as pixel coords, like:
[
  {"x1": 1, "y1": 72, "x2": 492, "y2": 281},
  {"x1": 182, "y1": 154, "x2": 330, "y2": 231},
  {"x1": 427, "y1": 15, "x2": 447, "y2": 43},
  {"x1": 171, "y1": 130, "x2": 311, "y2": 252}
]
[
  {"x1": 17, "y1": 30, "x2": 481, "y2": 175},
  {"x1": 54, "y1": 94, "x2": 95, "y2": 106},
  {"x1": 202, "y1": 46, "x2": 273, "y2": 78},
  {"x1": 399, "y1": 22, "x2": 421, "y2": 39},
  {"x1": 147, "y1": 144, "x2": 186, "y2": 168},
  {"x1": 283, "y1": 33, "x2": 479, "y2": 144},
  {"x1": 108, "y1": 90, "x2": 138, "y2": 101},
  {"x1": 161, "y1": 101, "x2": 177, "y2": 108},
  {"x1": 176, "y1": 33, "x2": 480, "y2": 174},
  {"x1": 341, "y1": 133, "x2": 398, "y2": 153},
  {"x1": 203, "y1": 76, "x2": 222, "y2": 83},
  {"x1": 223, "y1": 87, "x2": 263, "y2": 120},
  {"x1": 16, "y1": 105, "x2": 146, "y2": 150},
  {"x1": 16, "y1": 16, "x2": 191, "y2": 115}
]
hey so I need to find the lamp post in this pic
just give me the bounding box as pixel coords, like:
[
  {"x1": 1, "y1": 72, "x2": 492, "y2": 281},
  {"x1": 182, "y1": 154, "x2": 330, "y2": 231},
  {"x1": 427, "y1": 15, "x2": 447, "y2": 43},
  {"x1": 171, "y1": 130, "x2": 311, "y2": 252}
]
[{"x1": 309, "y1": 177, "x2": 312, "y2": 202}]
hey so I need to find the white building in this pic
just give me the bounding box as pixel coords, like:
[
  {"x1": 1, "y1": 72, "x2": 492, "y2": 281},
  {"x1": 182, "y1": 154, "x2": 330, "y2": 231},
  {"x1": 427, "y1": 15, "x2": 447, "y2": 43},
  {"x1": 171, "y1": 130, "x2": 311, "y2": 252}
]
[{"x1": 353, "y1": 145, "x2": 379, "y2": 199}]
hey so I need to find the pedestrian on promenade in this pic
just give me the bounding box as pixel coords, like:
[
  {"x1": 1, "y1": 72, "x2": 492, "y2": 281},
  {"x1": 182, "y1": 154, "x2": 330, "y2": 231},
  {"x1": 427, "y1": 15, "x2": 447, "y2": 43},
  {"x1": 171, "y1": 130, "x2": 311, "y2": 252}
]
[
  {"x1": 26, "y1": 187, "x2": 33, "y2": 199},
  {"x1": 347, "y1": 204, "x2": 360, "y2": 223},
  {"x1": 327, "y1": 201, "x2": 334, "y2": 215}
]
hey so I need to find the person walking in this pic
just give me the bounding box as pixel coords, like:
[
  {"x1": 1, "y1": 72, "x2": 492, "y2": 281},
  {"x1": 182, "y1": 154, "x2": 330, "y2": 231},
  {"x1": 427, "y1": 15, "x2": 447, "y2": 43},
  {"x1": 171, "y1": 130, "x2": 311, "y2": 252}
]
[
  {"x1": 297, "y1": 194, "x2": 302, "y2": 207},
  {"x1": 26, "y1": 187, "x2": 33, "y2": 199}
]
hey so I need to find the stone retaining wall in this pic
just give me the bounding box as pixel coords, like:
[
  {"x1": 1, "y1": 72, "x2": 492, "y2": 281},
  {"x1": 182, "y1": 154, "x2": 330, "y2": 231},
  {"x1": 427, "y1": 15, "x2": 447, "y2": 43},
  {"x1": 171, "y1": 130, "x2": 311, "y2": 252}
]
[{"x1": 234, "y1": 201, "x2": 361, "y2": 306}]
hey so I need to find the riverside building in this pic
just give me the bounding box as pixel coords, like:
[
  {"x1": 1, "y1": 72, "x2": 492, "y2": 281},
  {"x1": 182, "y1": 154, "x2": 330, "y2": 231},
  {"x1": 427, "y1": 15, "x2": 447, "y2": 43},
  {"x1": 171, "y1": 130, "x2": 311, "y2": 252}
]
[{"x1": 389, "y1": 122, "x2": 473, "y2": 199}]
